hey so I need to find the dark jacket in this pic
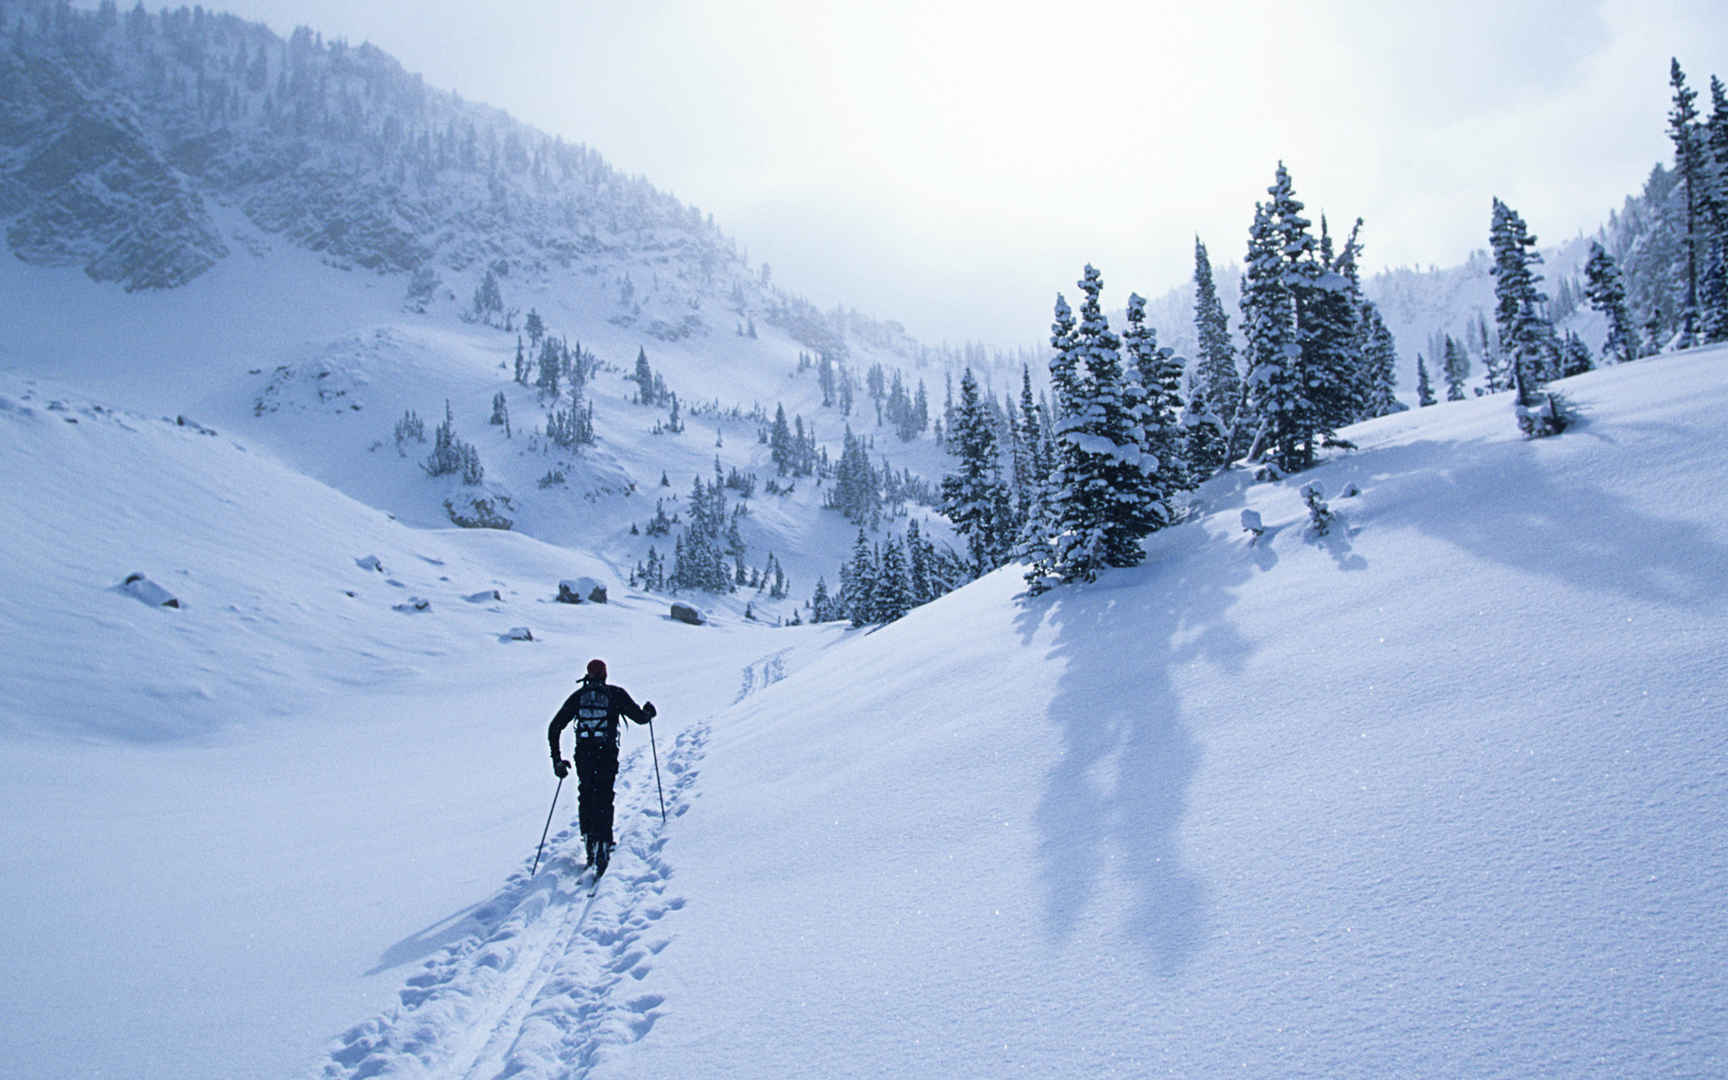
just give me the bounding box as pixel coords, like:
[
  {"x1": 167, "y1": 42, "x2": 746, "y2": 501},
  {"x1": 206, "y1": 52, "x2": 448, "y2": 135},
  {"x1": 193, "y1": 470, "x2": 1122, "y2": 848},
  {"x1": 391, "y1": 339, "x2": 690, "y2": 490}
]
[{"x1": 548, "y1": 677, "x2": 651, "y2": 758}]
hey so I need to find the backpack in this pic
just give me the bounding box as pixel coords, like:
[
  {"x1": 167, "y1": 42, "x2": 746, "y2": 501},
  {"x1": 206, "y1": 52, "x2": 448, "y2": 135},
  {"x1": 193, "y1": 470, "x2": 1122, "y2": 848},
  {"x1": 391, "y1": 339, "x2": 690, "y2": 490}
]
[{"x1": 574, "y1": 680, "x2": 612, "y2": 743}]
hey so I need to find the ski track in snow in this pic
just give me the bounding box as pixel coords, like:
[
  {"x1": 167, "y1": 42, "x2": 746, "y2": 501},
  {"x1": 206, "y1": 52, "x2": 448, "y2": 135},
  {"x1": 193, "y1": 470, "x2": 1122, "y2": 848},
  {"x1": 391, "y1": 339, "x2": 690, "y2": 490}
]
[
  {"x1": 317, "y1": 725, "x2": 709, "y2": 1079},
  {"x1": 317, "y1": 647, "x2": 793, "y2": 1079}
]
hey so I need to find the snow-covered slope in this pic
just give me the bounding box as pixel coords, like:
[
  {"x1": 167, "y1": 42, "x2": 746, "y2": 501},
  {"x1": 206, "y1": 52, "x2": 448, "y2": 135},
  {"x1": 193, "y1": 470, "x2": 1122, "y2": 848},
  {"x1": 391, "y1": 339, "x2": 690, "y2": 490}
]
[
  {"x1": 602, "y1": 349, "x2": 1728, "y2": 1079},
  {"x1": 7, "y1": 345, "x2": 1721, "y2": 1079}
]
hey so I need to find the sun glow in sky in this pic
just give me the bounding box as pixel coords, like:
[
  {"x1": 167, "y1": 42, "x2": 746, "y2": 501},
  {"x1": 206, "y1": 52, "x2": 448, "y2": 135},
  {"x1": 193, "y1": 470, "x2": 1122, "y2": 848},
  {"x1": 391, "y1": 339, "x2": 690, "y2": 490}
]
[{"x1": 169, "y1": 0, "x2": 1727, "y2": 343}]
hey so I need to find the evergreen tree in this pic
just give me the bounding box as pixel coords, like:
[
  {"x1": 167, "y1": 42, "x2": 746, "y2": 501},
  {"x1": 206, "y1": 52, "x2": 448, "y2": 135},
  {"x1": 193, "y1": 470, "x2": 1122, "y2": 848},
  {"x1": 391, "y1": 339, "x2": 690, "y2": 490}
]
[
  {"x1": 1706, "y1": 76, "x2": 1728, "y2": 343},
  {"x1": 828, "y1": 425, "x2": 882, "y2": 528},
  {"x1": 1583, "y1": 241, "x2": 1638, "y2": 364},
  {"x1": 1180, "y1": 387, "x2": 1230, "y2": 478},
  {"x1": 1240, "y1": 197, "x2": 1301, "y2": 470},
  {"x1": 873, "y1": 535, "x2": 911, "y2": 623},
  {"x1": 524, "y1": 308, "x2": 545, "y2": 350},
  {"x1": 1560, "y1": 330, "x2": 1595, "y2": 377},
  {"x1": 1038, "y1": 266, "x2": 1160, "y2": 585},
  {"x1": 535, "y1": 336, "x2": 560, "y2": 398},
  {"x1": 842, "y1": 529, "x2": 876, "y2": 628},
  {"x1": 1415, "y1": 353, "x2": 1437, "y2": 407},
  {"x1": 940, "y1": 368, "x2": 1012, "y2": 577},
  {"x1": 1192, "y1": 236, "x2": 1241, "y2": 439},
  {"x1": 1669, "y1": 59, "x2": 1707, "y2": 347},
  {"x1": 809, "y1": 576, "x2": 835, "y2": 622},
  {"x1": 770, "y1": 403, "x2": 793, "y2": 474},
  {"x1": 1442, "y1": 335, "x2": 1470, "y2": 401},
  {"x1": 633, "y1": 347, "x2": 654, "y2": 403},
  {"x1": 905, "y1": 518, "x2": 933, "y2": 605},
  {"x1": 1489, "y1": 198, "x2": 1556, "y2": 405},
  {"x1": 1124, "y1": 292, "x2": 1189, "y2": 513},
  {"x1": 1023, "y1": 296, "x2": 1079, "y2": 593},
  {"x1": 1307, "y1": 216, "x2": 1367, "y2": 429},
  {"x1": 1358, "y1": 302, "x2": 1403, "y2": 418}
]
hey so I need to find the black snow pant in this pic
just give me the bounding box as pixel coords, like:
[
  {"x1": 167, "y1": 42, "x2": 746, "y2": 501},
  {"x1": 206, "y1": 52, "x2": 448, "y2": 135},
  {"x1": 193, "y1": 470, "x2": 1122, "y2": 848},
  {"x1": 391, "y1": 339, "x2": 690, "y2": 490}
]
[{"x1": 574, "y1": 742, "x2": 620, "y2": 845}]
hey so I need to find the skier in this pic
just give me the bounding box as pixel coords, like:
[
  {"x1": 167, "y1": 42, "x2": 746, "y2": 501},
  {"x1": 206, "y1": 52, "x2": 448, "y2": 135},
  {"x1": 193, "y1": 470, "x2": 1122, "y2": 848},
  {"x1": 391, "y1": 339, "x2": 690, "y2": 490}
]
[{"x1": 548, "y1": 658, "x2": 656, "y2": 877}]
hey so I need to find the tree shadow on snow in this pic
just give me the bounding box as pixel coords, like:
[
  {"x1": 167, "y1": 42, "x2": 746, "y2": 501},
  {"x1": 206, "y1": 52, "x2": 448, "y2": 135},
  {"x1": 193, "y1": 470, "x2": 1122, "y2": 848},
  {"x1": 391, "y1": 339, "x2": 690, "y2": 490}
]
[
  {"x1": 1344, "y1": 439, "x2": 1728, "y2": 612},
  {"x1": 1013, "y1": 526, "x2": 1257, "y2": 976}
]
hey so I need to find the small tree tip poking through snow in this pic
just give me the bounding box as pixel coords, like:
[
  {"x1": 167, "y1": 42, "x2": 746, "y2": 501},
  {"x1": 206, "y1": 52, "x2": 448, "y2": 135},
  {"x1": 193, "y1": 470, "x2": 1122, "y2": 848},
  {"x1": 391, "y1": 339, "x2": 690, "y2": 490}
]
[
  {"x1": 1300, "y1": 482, "x2": 1333, "y2": 536},
  {"x1": 1516, "y1": 392, "x2": 1569, "y2": 439}
]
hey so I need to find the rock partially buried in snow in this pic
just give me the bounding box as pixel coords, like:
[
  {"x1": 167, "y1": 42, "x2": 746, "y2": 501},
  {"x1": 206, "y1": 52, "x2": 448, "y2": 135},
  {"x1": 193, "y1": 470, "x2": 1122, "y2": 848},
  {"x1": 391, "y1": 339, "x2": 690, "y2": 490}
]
[
  {"x1": 669, "y1": 601, "x2": 705, "y2": 626},
  {"x1": 393, "y1": 596, "x2": 430, "y2": 613},
  {"x1": 557, "y1": 578, "x2": 607, "y2": 604},
  {"x1": 500, "y1": 626, "x2": 534, "y2": 642},
  {"x1": 465, "y1": 589, "x2": 502, "y2": 603},
  {"x1": 355, "y1": 555, "x2": 384, "y2": 573},
  {"x1": 118, "y1": 572, "x2": 179, "y2": 608}
]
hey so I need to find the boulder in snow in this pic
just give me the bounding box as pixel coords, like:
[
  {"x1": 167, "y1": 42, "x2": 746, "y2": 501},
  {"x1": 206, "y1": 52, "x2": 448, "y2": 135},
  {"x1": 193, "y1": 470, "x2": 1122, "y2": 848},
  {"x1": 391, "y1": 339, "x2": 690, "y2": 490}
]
[
  {"x1": 500, "y1": 626, "x2": 534, "y2": 643},
  {"x1": 557, "y1": 577, "x2": 607, "y2": 604},
  {"x1": 355, "y1": 555, "x2": 384, "y2": 573},
  {"x1": 118, "y1": 572, "x2": 179, "y2": 609},
  {"x1": 393, "y1": 596, "x2": 430, "y2": 613},
  {"x1": 465, "y1": 589, "x2": 502, "y2": 603},
  {"x1": 669, "y1": 602, "x2": 705, "y2": 626}
]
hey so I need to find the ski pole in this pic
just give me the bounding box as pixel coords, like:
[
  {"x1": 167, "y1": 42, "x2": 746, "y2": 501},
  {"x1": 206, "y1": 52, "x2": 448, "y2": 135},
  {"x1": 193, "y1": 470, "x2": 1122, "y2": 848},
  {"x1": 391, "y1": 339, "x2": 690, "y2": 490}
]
[
  {"x1": 530, "y1": 774, "x2": 563, "y2": 877},
  {"x1": 647, "y1": 720, "x2": 667, "y2": 824}
]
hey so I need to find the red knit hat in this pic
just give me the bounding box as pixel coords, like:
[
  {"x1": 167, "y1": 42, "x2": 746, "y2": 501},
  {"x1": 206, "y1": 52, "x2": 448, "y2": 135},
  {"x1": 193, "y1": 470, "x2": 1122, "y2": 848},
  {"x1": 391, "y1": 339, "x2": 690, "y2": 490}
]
[{"x1": 585, "y1": 658, "x2": 607, "y2": 680}]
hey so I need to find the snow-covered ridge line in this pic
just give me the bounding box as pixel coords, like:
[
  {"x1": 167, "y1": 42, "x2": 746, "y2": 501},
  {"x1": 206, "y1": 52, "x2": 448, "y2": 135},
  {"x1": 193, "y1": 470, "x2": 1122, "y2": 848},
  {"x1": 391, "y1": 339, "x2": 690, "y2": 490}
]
[{"x1": 0, "y1": 0, "x2": 927, "y2": 362}]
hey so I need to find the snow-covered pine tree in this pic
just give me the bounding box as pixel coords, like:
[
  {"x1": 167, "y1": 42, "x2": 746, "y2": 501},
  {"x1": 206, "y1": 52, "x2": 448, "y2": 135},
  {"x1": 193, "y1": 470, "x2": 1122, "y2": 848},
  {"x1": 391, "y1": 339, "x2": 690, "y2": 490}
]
[
  {"x1": 1415, "y1": 353, "x2": 1437, "y2": 407},
  {"x1": 1442, "y1": 335, "x2": 1470, "y2": 401},
  {"x1": 1192, "y1": 236, "x2": 1241, "y2": 443},
  {"x1": 1560, "y1": 331, "x2": 1595, "y2": 377},
  {"x1": 1489, "y1": 197, "x2": 1556, "y2": 405},
  {"x1": 1241, "y1": 197, "x2": 1301, "y2": 471},
  {"x1": 940, "y1": 368, "x2": 1012, "y2": 578},
  {"x1": 1270, "y1": 167, "x2": 1343, "y2": 464},
  {"x1": 1584, "y1": 241, "x2": 1638, "y2": 364},
  {"x1": 1704, "y1": 75, "x2": 1728, "y2": 344},
  {"x1": 1307, "y1": 215, "x2": 1365, "y2": 430},
  {"x1": 828, "y1": 425, "x2": 882, "y2": 528},
  {"x1": 1022, "y1": 294, "x2": 1081, "y2": 594},
  {"x1": 1358, "y1": 302, "x2": 1403, "y2": 418},
  {"x1": 1048, "y1": 265, "x2": 1158, "y2": 578},
  {"x1": 809, "y1": 576, "x2": 834, "y2": 622},
  {"x1": 1669, "y1": 59, "x2": 1708, "y2": 348},
  {"x1": 535, "y1": 337, "x2": 560, "y2": 399},
  {"x1": 874, "y1": 535, "x2": 912, "y2": 623},
  {"x1": 770, "y1": 403, "x2": 793, "y2": 474},
  {"x1": 905, "y1": 518, "x2": 932, "y2": 605},
  {"x1": 842, "y1": 529, "x2": 876, "y2": 628},
  {"x1": 1123, "y1": 292, "x2": 1188, "y2": 516},
  {"x1": 633, "y1": 347, "x2": 654, "y2": 404}
]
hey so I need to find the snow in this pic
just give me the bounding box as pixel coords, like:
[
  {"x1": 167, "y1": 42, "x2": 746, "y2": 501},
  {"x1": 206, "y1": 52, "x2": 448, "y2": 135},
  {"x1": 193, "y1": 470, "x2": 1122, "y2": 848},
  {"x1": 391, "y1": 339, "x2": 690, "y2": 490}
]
[
  {"x1": 4, "y1": 329, "x2": 1725, "y2": 1077},
  {"x1": 3, "y1": 112, "x2": 1727, "y2": 1075}
]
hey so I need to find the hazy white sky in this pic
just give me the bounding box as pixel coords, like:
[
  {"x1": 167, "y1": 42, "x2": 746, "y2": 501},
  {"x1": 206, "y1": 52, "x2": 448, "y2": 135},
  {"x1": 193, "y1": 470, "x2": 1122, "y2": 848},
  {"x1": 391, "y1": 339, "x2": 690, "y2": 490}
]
[{"x1": 192, "y1": 0, "x2": 1725, "y2": 344}]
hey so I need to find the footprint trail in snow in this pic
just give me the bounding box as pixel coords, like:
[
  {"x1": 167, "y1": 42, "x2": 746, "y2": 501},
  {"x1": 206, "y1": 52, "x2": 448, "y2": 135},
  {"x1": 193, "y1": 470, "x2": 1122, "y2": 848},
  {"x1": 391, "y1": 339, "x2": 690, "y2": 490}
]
[{"x1": 318, "y1": 718, "x2": 712, "y2": 1080}]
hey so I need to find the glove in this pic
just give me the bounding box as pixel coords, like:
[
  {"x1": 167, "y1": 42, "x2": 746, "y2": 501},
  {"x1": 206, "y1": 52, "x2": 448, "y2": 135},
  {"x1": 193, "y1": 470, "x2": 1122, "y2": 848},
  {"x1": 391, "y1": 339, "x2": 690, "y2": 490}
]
[
  {"x1": 642, "y1": 701, "x2": 657, "y2": 721},
  {"x1": 553, "y1": 758, "x2": 569, "y2": 779}
]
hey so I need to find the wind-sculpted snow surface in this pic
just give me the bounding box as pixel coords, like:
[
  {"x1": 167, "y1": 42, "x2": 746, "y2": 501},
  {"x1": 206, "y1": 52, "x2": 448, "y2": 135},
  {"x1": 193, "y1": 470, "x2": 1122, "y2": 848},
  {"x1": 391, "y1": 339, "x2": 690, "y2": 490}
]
[{"x1": 321, "y1": 725, "x2": 707, "y2": 1080}]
